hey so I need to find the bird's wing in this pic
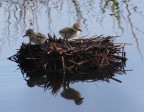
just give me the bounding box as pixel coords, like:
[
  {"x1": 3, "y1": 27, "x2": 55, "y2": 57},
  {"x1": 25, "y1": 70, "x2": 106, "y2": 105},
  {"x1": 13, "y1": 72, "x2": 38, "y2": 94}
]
[
  {"x1": 59, "y1": 27, "x2": 77, "y2": 38},
  {"x1": 35, "y1": 33, "x2": 46, "y2": 39},
  {"x1": 59, "y1": 27, "x2": 70, "y2": 33}
]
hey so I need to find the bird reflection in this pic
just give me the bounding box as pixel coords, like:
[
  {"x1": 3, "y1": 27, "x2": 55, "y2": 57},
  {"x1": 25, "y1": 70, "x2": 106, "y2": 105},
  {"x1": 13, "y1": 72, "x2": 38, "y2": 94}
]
[
  {"x1": 26, "y1": 75, "x2": 47, "y2": 87},
  {"x1": 61, "y1": 83, "x2": 84, "y2": 105},
  {"x1": 25, "y1": 71, "x2": 84, "y2": 105}
]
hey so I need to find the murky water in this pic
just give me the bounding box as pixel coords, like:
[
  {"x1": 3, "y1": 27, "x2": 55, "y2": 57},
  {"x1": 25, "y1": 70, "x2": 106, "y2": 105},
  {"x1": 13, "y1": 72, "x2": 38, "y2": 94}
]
[{"x1": 0, "y1": 0, "x2": 144, "y2": 112}]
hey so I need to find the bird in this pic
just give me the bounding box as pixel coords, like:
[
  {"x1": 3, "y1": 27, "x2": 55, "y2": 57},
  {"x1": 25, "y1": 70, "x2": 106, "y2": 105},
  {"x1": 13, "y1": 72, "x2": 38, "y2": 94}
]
[
  {"x1": 23, "y1": 29, "x2": 47, "y2": 45},
  {"x1": 59, "y1": 23, "x2": 82, "y2": 49}
]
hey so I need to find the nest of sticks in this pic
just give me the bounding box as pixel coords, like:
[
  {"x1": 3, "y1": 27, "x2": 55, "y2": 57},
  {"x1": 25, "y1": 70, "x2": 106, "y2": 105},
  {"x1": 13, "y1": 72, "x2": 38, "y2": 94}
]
[{"x1": 9, "y1": 35, "x2": 127, "y2": 93}]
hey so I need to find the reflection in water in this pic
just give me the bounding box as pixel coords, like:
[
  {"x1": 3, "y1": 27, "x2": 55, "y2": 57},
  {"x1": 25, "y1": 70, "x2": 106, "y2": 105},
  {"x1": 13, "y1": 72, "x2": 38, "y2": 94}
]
[
  {"x1": 26, "y1": 75, "x2": 47, "y2": 88},
  {"x1": 71, "y1": 0, "x2": 83, "y2": 23},
  {"x1": 8, "y1": 35, "x2": 127, "y2": 105},
  {"x1": 0, "y1": 43, "x2": 2, "y2": 56},
  {"x1": 103, "y1": 0, "x2": 124, "y2": 33},
  {"x1": 0, "y1": 1, "x2": 125, "y2": 34},
  {"x1": 61, "y1": 84, "x2": 84, "y2": 105},
  {"x1": 123, "y1": 0, "x2": 143, "y2": 59},
  {"x1": 2, "y1": 0, "x2": 49, "y2": 36},
  {"x1": 0, "y1": 0, "x2": 140, "y2": 30}
]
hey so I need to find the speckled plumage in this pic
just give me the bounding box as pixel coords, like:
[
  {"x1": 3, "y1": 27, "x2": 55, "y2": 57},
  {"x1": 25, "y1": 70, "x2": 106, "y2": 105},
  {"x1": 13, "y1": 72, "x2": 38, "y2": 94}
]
[
  {"x1": 23, "y1": 29, "x2": 47, "y2": 45},
  {"x1": 59, "y1": 23, "x2": 82, "y2": 39}
]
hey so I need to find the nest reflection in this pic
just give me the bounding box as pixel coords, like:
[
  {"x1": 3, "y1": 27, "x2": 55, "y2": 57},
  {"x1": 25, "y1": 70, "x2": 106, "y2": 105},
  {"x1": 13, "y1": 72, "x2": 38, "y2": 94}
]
[{"x1": 8, "y1": 35, "x2": 127, "y2": 105}]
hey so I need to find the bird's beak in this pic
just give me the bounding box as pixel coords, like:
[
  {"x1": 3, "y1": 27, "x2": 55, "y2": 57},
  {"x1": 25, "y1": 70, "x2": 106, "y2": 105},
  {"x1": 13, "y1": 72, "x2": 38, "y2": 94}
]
[
  {"x1": 81, "y1": 97, "x2": 84, "y2": 100},
  {"x1": 23, "y1": 34, "x2": 27, "y2": 37},
  {"x1": 79, "y1": 29, "x2": 82, "y2": 32}
]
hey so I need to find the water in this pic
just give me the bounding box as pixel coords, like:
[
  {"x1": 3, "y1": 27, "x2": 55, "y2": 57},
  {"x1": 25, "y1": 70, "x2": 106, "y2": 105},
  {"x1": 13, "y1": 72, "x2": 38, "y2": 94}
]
[{"x1": 0, "y1": 0, "x2": 144, "y2": 112}]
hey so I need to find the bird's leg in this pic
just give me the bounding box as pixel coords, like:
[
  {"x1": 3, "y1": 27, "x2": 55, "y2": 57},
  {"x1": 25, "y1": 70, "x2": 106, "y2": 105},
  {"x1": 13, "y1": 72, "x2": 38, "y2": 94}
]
[
  {"x1": 29, "y1": 38, "x2": 32, "y2": 45},
  {"x1": 66, "y1": 40, "x2": 71, "y2": 50},
  {"x1": 66, "y1": 82, "x2": 70, "y2": 89},
  {"x1": 67, "y1": 39, "x2": 75, "y2": 51},
  {"x1": 66, "y1": 39, "x2": 72, "y2": 49},
  {"x1": 27, "y1": 38, "x2": 34, "y2": 58},
  {"x1": 63, "y1": 38, "x2": 70, "y2": 50},
  {"x1": 62, "y1": 37, "x2": 66, "y2": 45},
  {"x1": 66, "y1": 39, "x2": 74, "y2": 50},
  {"x1": 63, "y1": 38, "x2": 74, "y2": 50}
]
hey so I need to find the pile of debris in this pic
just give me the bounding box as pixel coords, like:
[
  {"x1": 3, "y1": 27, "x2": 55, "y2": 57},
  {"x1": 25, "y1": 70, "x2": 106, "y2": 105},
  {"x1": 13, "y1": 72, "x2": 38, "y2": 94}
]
[{"x1": 9, "y1": 35, "x2": 127, "y2": 93}]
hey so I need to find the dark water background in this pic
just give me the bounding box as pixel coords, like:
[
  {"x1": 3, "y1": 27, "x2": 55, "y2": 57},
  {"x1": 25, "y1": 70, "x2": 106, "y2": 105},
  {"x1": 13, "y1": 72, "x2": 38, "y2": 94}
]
[{"x1": 0, "y1": 0, "x2": 144, "y2": 112}]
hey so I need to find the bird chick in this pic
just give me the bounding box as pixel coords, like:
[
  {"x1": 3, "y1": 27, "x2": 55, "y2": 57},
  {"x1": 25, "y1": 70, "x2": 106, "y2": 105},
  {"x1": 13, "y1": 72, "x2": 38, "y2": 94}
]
[
  {"x1": 59, "y1": 23, "x2": 82, "y2": 49},
  {"x1": 23, "y1": 29, "x2": 47, "y2": 45}
]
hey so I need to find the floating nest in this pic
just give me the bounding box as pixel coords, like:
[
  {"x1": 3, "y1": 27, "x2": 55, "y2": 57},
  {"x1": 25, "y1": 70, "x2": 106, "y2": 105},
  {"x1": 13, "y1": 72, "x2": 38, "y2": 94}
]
[{"x1": 9, "y1": 34, "x2": 127, "y2": 94}]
